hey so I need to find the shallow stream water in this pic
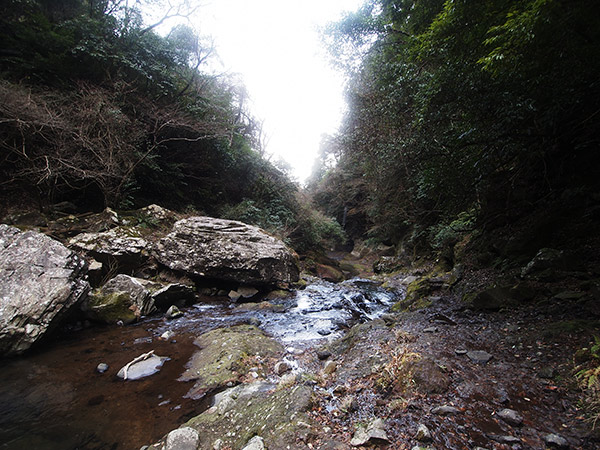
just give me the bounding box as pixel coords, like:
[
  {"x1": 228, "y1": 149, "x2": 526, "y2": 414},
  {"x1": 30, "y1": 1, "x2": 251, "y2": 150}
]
[{"x1": 0, "y1": 278, "x2": 397, "y2": 450}]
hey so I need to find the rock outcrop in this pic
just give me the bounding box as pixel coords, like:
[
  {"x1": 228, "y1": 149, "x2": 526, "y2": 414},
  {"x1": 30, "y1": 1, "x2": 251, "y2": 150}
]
[
  {"x1": 154, "y1": 216, "x2": 299, "y2": 286},
  {"x1": 0, "y1": 225, "x2": 89, "y2": 356}
]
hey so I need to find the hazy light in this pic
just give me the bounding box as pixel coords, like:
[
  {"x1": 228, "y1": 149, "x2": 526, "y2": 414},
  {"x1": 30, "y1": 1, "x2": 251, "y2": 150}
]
[{"x1": 188, "y1": 0, "x2": 364, "y2": 182}]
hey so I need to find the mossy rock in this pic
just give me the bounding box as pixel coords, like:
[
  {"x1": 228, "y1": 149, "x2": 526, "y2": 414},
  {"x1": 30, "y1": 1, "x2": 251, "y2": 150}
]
[
  {"x1": 179, "y1": 325, "x2": 284, "y2": 399},
  {"x1": 83, "y1": 291, "x2": 137, "y2": 324},
  {"x1": 463, "y1": 284, "x2": 535, "y2": 311},
  {"x1": 182, "y1": 382, "x2": 313, "y2": 450},
  {"x1": 391, "y1": 277, "x2": 437, "y2": 312}
]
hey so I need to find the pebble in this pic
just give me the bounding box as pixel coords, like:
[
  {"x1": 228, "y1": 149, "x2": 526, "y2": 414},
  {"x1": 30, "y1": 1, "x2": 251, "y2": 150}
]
[
  {"x1": 274, "y1": 361, "x2": 292, "y2": 376},
  {"x1": 165, "y1": 305, "x2": 183, "y2": 320},
  {"x1": 415, "y1": 423, "x2": 432, "y2": 442},
  {"x1": 423, "y1": 327, "x2": 438, "y2": 333},
  {"x1": 317, "y1": 349, "x2": 332, "y2": 360},
  {"x1": 466, "y1": 350, "x2": 493, "y2": 364},
  {"x1": 431, "y1": 405, "x2": 461, "y2": 415},
  {"x1": 165, "y1": 427, "x2": 199, "y2": 450},
  {"x1": 241, "y1": 436, "x2": 265, "y2": 450},
  {"x1": 350, "y1": 418, "x2": 390, "y2": 446},
  {"x1": 454, "y1": 348, "x2": 468, "y2": 355},
  {"x1": 96, "y1": 363, "x2": 109, "y2": 373},
  {"x1": 323, "y1": 360, "x2": 338, "y2": 375},
  {"x1": 497, "y1": 408, "x2": 523, "y2": 426},
  {"x1": 160, "y1": 330, "x2": 175, "y2": 341},
  {"x1": 544, "y1": 433, "x2": 569, "y2": 448}
]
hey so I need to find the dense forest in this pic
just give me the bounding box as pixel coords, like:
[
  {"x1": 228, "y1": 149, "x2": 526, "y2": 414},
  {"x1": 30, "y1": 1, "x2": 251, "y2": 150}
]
[
  {"x1": 311, "y1": 0, "x2": 600, "y2": 267},
  {"x1": 2, "y1": 1, "x2": 600, "y2": 446},
  {"x1": 0, "y1": 0, "x2": 343, "y2": 251}
]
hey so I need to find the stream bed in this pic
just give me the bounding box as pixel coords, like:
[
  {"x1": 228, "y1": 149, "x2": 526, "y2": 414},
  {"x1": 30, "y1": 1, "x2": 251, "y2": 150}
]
[{"x1": 0, "y1": 278, "x2": 397, "y2": 450}]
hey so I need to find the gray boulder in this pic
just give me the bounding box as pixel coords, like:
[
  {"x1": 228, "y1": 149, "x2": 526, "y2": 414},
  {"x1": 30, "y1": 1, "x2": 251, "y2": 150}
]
[
  {"x1": 69, "y1": 226, "x2": 150, "y2": 271},
  {"x1": 0, "y1": 225, "x2": 89, "y2": 356},
  {"x1": 154, "y1": 216, "x2": 299, "y2": 286}
]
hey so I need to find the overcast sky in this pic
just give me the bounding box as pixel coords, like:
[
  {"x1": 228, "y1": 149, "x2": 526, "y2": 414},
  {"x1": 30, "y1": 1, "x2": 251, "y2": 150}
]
[{"x1": 184, "y1": 0, "x2": 364, "y2": 182}]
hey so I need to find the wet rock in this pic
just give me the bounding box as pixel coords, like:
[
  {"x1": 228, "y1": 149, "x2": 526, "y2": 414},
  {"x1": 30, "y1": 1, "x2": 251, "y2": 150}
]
[
  {"x1": 431, "y1": 405, "x2": 461, "y2": 415},
  {"x1": 467, "y1": 350, "x2": 493, "y2": 364},
  {"x1": 350, "y1": 418, "x2": 390, "y2": 446},
  {"x1": 241, "y1": 436, "x2": 265, "y2": 450},
  {"x1": 229, "y1": 285, "x2": 259, "y2": 302},
  {"x1": 544, "y1": 433, "x2": 569, "y2": 448},
  {"x1": 0, "y1": 225, "x2": 90, "y2": 356},
  {"x1": 117, "y1": 352, "x2": 168, "y2": 380},
  {"x1": 160, "y1": 330, "x2": 175, "y2": 341},
  {"x1": 497, "y1": 408, "x2": 523, "y2": 426},
  {"x1": 154, "y1": 216, "x2": 299, "y2": 286},
  {"x1": 83, "y1": 274, "x2": 154, "y2": 324},
  {"x1": 178, "y1": 325, "x2": 283, "y2": 399},
  {"x1": 165, "y1": 305, "x2": 183, "y2": 320},
  {"x1": 543, "y1": 433, "x2": 569, "y2": 448},
  {"x1": 149, "y1": 283, "x2": 194, "y2": 310},
  {"x1": 274, "y1": 361, "x2": 292, "y2": 376},
  {"x1": 96, "y1": 363, "x2": 109, "y2": 373},
  {"x1": 165, "y1": 427, "x2": 199, "y2": 450},
  {"x1": 415, "y1": 424, "x2": 432, "y2": 442}
]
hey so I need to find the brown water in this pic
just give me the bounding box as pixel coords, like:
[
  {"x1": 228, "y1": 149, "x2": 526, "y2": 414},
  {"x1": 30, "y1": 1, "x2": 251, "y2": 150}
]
[{"x1": 0, "y1": 279, "x2": 396, "y2": 449}]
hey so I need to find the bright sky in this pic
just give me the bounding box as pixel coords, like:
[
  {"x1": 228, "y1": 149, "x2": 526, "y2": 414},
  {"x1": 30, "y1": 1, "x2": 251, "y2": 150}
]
[{"x1": 188, "y1": 0, "x2": 364, "y2": 182}]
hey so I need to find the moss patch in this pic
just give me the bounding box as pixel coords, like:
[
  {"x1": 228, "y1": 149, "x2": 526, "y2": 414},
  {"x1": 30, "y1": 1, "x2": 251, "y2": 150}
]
[
  {"x1": 84, "y1": 291, "x2": 137, "y2": 324},
  {"x1": 179, "y1": 325, "x2": 284, "y2": 399}
]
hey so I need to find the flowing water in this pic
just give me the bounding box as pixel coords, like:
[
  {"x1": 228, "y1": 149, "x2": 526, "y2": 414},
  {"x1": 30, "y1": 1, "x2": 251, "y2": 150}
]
[{"x1": 0, "y1": 278, "x2": 397, "y2": 450}]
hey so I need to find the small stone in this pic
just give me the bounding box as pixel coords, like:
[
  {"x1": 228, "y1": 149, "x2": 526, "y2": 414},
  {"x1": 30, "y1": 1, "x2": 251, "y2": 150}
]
[
  {"x1": 317, "y1": 349, "x2": 332, "y2": 360},
  {"x1": 454, "y1": 348, "x2": 468, "y2": 355},
  {"x1": 497, "y1": 408, "x2": 523, "y2": 426},
  {"x1": 323, "y1": 360, "x2": 338, "y2": 375},
  {"x1": 241, "y1": 435, "x2": 265, "y2": 450},
  {"x1": 165, "y1": 427, "x2": 199, "y2": 450},
  {"x1": 350, "y1": 418, "x2": 389, "y2": 446},
  {"x1": 165, "y1": 305, "x2": 183, "y2": 320},
  {"x1": 212, "y1": 439, "x2": 224, "y2": 450},
  {"x1": 466, "y1": 350, "x2": 492, "y2": 364},
  {"x1": 340, "y1": 395, "x2": 358, "y2": 412},
  {"x1": 415, "y1": 423, "x2": 432, "y2": 442},
  {"x1": 538, "y1": 367, "x2": 555, "y2": 379},
  {"x1": 160, "y1": 330, "x2": 175, "y2": 341},
  {"x1": 490, "y1": 435, "x2": 521, "y2": 444},
  {"x1": 431, "y1": 405, "x2": 461, "y2": 415},
  {"x1": 423, "y1": 327, "x2": 438, "y2": 333},
  {"x1": 96, "y1": 363, "x2": 109, "y2": 373},
  {"x1": 274, "y1": 361, "x2": 292, "y2": 376},
  {"x1": 544, "y1": 433, "x2": 569, "y2": 448}
]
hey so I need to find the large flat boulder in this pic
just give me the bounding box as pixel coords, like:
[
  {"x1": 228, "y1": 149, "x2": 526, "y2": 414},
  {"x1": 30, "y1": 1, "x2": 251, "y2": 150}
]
[
  {"x1": 154, "y1": 217, "x2": 299, "y2": 286},
  {"x1": 0, "y1": 225, "x2": 90, "y2": 356}
]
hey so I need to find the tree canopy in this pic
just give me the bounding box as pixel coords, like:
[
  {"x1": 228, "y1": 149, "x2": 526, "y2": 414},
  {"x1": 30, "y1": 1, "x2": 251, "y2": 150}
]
[{"x1": 311, "y1": 0, "x2": 600, "y2": 254}]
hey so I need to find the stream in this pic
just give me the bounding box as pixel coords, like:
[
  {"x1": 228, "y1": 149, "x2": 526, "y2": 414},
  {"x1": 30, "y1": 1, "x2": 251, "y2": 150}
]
[{"x1": 0, "y1": 277, "x2": 397, "y2": 450}]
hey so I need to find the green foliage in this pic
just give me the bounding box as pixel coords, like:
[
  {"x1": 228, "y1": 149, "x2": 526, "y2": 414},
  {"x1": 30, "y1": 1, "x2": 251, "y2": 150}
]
[
  {"x1": 575, "y1": 336, "x2": 600, "y2": 426},
  {"x1": 428, "y1": 208, "x2": 477, "y2": 249},
  {"x1": 312, "y1": 0, "x2": 600, "y2": 253}
]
